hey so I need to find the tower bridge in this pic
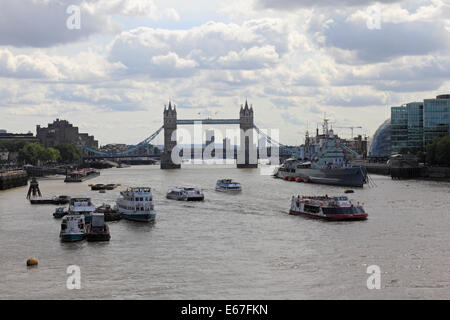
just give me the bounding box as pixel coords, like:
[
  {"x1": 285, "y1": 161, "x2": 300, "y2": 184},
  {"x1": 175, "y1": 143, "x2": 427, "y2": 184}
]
[
  {"x1": 161, "y1": 100, "x2": 256, "y2": 169},
  {"x1": 81, "y1": 100, "x2": 293, "y2": 167}
]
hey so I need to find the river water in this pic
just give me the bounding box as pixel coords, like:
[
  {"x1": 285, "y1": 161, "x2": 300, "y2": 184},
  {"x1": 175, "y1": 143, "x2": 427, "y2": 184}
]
[{"x1": 0, "y1": 165, "x2": 449, "y2": 299}]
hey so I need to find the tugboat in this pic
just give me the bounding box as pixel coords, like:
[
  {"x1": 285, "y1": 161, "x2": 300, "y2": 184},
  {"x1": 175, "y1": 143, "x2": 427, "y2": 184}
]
[
  {"x1": 215, "y1": 179, "x2": 242, "y2": 193},
  {"x1": 289, "y1": 195, "x2": 368, "y2": 221},
  {"x1": 166, "y1": 187, "x2": 204, "y2": 201},
  {"x1": 275, "y1": 118, "x2": 368, "y2": 187},
  {"x1": 68, "y1": 198, "x2": 96, "y2": 224},
  {"x1": 86, "y1": 213, "x2": 110, "y2": 242},
  {"x1": 95, "y1": 203, "x2": 121, "y2": 221},
  {"x1": 116, "y1": 187, "x2": 155, "y2": 222},
  {"x1": 53, "y1": 207, "x2": 68, "y2": 218},
  {"x1": 60, "y1": 214, "x2": 87, "y2": 242}
]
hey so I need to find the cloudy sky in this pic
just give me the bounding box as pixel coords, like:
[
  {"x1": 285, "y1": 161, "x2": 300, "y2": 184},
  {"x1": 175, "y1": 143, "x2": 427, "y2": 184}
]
[{"x1": 1, "y1": 0, "x2": 449, "y2": 145}]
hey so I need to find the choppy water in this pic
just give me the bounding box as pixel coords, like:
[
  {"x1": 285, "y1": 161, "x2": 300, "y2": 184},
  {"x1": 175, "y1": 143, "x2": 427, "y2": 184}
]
[{"x1": 0, "y1": 165, "x2": 449, "y2": 299}]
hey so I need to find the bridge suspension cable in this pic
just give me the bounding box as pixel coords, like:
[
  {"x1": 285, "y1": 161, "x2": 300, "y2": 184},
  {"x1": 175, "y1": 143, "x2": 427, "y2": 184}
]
[
  {"x1": 81, "y1": 125, "x2": 164, "y2": 157},
  {"x1": 253, "y1": 125, "x2": 294, "y2": 153}
]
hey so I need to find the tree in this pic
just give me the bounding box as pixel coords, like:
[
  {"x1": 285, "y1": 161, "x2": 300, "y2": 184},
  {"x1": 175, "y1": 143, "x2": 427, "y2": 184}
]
[
  {"x1": 39, "y1": 147, "x2": 61, "y2": 163},
  {"x1": 426, "y1": 138, "x2": 438, "y2": 165},
  {"x1": 55, "y1": 144, "x2": 81, "y2": 163},
  {"x1": 18, "y1": 142, "x2": 45, "y2": 165},
  {"x1": 435, "y1": 136, "x2": 450, "y2": 167}
]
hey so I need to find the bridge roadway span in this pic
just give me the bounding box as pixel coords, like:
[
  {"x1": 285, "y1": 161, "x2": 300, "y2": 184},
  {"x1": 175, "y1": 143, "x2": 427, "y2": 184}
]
[{"x1": 176, "y1": 119, "x2": 240, "y2": 125}]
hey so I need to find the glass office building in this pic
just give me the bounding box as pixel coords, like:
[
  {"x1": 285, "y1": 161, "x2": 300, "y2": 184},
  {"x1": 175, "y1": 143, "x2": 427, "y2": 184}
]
[
  {"x1": 391, "y1": 106, "x2": 408, "y2": 154},
  {"x1": 369, "y1": 119, "x2": 391, "y2": 157},
  {"x1": 423, "y1": 94, "x2": 450, "y2": 146},
  {"x1": 390, "y1": 95, "x2": 450, "y2": 155}
]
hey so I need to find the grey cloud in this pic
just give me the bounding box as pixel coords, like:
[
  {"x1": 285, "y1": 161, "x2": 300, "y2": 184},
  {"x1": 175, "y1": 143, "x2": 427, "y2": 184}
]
[
  {"x1": 321, "y1": 94, "x2": 387, "y2": 107},
  {"x1": 108, "y1": 19, "x2": 291, "y2": 78},
  {"x1": 256, "y1": 0, "x2": 403, "y2": 10},
  {"x1": 0, "y1": 0, "x2": 116, "y2": 47},
  {"x1": 323, "y1": 19, "x2": 449, "y2": 64}
]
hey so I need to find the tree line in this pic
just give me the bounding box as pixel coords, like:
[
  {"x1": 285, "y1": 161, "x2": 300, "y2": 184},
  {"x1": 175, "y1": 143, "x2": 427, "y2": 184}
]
[
  {"x1": 0, "y1": 140, "x2": 81, "y2": 165},
  {"x1": 426, "y1": 135, "x2": 450, "y2": 167}
]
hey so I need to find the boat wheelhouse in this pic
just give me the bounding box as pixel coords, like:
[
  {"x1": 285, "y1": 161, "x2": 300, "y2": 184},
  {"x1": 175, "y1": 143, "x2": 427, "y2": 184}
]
[
  {"x1": 68, "y1": 198, "x2": 95, "y2": 224},
  {"x1": 289, "y1": 195, "x2": 368, "y2": 221},
  {"x1": 166, "y1": 187, "x2": 204, "y2": 201},
  {"x1": 215, "y1": 179, "x2": 242, "y2": 192},
  {"x1": 60, "y1": 214, "x2": 87, "y2": 242},
  {"x1": 116, "y1": 187, "x2": 155, "y2": 222},
  {"x1": 53, "y1": 207, "x2": 67, "y2": 218},
  {"x1": 86, "y1": 213, "x2": 110, "y2": 242}
]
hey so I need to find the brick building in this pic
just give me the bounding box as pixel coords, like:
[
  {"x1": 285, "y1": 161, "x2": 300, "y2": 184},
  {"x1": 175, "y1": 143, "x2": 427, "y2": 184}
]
[{"x1": 36, "y1": 119, "x2": 98, "y2": 149}]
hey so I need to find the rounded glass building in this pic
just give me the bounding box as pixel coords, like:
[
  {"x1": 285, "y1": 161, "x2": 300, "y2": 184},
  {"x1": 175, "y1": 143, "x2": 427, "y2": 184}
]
[{"x1": 369, "y1": 119, "x2": 391, "y2": 157}]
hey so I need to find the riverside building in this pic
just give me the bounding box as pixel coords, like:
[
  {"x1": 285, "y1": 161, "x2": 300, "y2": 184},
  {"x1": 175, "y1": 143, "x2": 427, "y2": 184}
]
[{"x1": 391, "y1": 94, "x2": 450, "y2": 154}]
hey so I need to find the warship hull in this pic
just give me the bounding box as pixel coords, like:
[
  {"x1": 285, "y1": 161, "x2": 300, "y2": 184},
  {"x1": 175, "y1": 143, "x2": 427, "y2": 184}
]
[{"x1": 276, "y1": 167, "x2": 367, "y2": 187}]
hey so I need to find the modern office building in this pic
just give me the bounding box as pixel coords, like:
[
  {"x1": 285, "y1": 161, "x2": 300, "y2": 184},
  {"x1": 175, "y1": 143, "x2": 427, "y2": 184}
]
[
  {"x1": 391, "y1": 105, "x2": 408, "y2": 154},
  {"x1": 391, "y1": 94, "x2": 450, "y2": 154},
  {"x1": 423, "y1": 94, "x2": 450, "y2": 146}
]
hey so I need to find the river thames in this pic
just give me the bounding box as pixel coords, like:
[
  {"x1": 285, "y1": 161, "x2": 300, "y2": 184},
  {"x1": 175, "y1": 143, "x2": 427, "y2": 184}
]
[{"x1": 0, "y1": 165, "x2": 449, "y2": 299}]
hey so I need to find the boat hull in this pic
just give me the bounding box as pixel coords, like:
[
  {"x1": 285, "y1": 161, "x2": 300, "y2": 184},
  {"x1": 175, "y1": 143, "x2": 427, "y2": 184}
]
[
  {"x1": 186, "y1": 196, "x2": 204, "y2": 201},
  {"x1": 277, "y1": 167, "x2": 367, "y2": 187},
  {"x1": 120, "y1": 212, "x2": 156, "y2": 222},
  {"x1": 215, "y1": 187, "x2": 242, "y2": 193},
  {"x1": 65, "y1": 171, "x2": 100, "y2": 183},
  {"x1": 86, "y1": 225, "x2": 111, "y2": 242},
  {"x1": 60, "y1": 233, "x2": 86, "y2": 242},
  {"x1": 289, "y1": 209, "x2": 367, "y2": 221}
]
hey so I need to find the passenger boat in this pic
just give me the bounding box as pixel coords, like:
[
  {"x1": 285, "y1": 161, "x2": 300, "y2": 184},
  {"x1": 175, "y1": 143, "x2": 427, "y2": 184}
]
[
  {"x1": 68, "y1": 197, "x2": 96, "y2": 224},
  {"x1": 60, "y1": 214, "x2": 87, "y2": 242},
  {"x1": 166, "y1": 187, "x2": 204, "y2": 201},
  {"x1": 289, "y1": 195, "x2": 368, "y2": 221},
  {"x1": 215, "y1": 179, "x2": 242, "y2": 192},
  {"x1": 53, "y1": 207, "x2": 68, "y2": 218},
  {"x1": 65, "y1": 168, "x2": 100, "y2": 182},
  {"x1": 116, "y1": 187, "x2": 155, "y2": 222},
  {"x1": 86, "y1": 213, "x2": 110, "y2": 242}
]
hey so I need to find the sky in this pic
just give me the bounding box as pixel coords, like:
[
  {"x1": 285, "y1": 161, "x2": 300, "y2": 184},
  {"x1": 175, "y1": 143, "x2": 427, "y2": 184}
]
[{"x1": 0, "y1": 0, "x2": 449, "y2": 146}]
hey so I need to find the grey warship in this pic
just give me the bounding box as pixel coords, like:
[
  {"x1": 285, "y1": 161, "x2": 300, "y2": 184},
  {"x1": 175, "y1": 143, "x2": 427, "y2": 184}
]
[{"x1": 275, "y1": 119, "x2": 368, "y2": 187}]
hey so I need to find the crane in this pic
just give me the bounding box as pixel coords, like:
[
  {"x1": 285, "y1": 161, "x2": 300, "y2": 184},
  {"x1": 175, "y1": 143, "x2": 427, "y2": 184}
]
[{"x1": 334, "y1": 126, "x2": 362, "y2": 139}]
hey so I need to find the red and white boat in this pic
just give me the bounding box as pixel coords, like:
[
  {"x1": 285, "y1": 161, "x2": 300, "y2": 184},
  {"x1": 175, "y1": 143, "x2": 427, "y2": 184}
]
[{"x1": 289, "y1": 195, "x2": 368, "y2": 221}]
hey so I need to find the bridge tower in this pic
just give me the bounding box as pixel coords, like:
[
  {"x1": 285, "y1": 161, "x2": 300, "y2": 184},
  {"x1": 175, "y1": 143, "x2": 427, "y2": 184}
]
[
  {"x1": 237, "y1": 100, "x2": 258, "y2": 168},
  {"x1": 161, "y1": 102, "x2": 181, "y2": 169}
]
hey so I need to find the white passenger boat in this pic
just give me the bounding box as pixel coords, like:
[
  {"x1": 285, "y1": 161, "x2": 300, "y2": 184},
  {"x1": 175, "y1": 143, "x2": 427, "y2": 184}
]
[
  {"x1": 68, "y1": 197, "x2": 95, "y2": 224},
  {"x1": 60, "y1": 214, "x2": 87, "y2": 242},
  {"x1": 116, "y1": 187, "x2": 155, "y2": 222},
  {"x1": 215, "y1": 179, "x2": 242, "y2": 193},
  {"x1": 166, "y1": 187, "x2": 204, "y2": 201}
]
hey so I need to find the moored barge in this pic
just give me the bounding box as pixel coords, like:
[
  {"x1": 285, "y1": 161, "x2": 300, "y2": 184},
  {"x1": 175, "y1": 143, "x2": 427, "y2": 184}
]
[{"x1": 65, "y1": 168, "x2": 100, "y2": 182}]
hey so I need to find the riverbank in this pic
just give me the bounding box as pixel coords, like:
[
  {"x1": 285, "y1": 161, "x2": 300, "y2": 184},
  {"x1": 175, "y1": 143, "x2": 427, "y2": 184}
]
[
  {"x1": 0, "y1": 169, "x2": 28, "y2": 190},
  {"x1": 352, "y1": 161, "x2": 450, "y2": 181}
]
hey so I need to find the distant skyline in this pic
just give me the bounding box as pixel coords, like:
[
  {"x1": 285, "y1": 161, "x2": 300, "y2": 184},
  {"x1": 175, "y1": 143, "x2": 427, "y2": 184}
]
[{"x1": 0, "y1": 0, "x2": 449, "y2": 145}]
